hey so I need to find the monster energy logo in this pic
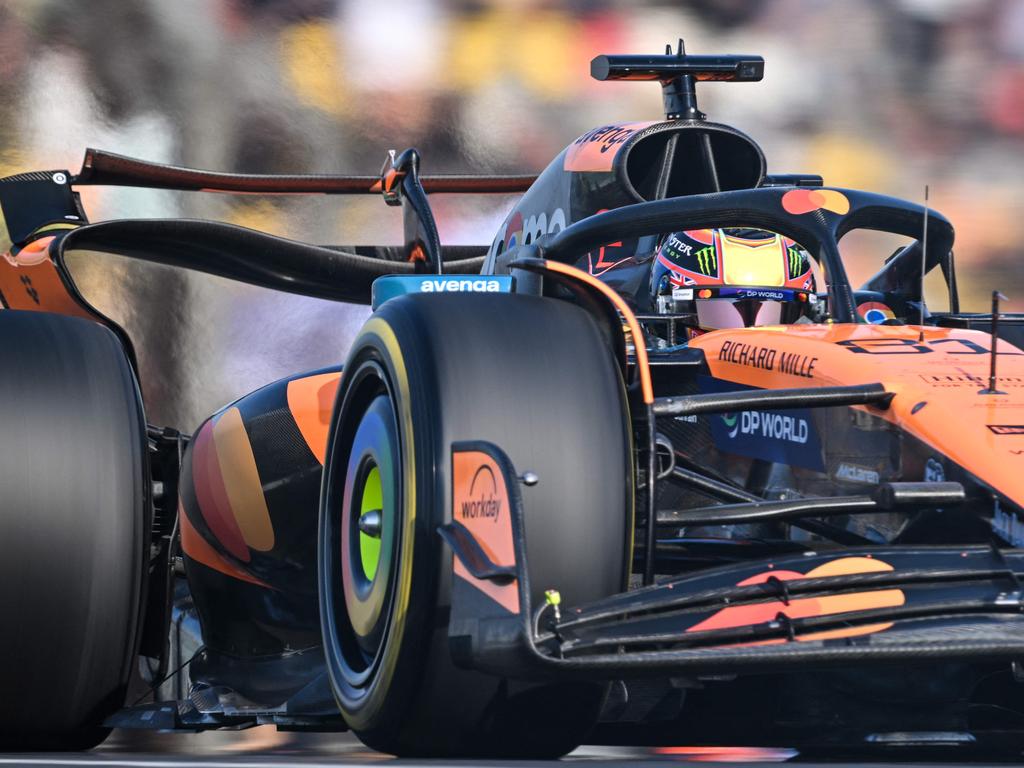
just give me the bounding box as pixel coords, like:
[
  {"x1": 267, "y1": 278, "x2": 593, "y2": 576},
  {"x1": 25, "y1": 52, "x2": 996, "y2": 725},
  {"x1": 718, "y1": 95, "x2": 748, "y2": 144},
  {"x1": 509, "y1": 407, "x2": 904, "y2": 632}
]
[
  {"x1": 787, "y1": 246, "x2": 805, "y2": 278},
  {"x1": 696, "y1": 246, "x2": 717, "y2": 275}
]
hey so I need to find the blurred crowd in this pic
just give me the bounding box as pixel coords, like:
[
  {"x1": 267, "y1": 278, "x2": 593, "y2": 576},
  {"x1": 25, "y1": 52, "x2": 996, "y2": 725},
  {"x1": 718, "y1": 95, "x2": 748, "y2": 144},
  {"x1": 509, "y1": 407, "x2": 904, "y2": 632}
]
[{"x1": 0, "y1": 0, "x2": 1022, "y2": 428}]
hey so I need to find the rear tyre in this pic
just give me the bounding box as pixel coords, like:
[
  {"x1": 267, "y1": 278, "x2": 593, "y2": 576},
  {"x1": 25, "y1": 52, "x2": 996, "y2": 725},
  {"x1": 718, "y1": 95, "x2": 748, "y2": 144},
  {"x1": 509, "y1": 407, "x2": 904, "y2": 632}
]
[
  {"x1": 319, "y1": 293, "x2": 632, "y2": 758},
  {"x1": 0, "y1": 311, "x2": 147, "y2": 750}
]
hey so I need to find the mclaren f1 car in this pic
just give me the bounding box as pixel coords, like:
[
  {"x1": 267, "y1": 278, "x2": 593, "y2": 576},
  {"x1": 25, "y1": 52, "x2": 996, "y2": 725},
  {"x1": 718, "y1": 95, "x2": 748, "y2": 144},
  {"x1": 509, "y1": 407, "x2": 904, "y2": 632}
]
[{"x1": 4, "y1": 43, "x2": 1024, "y2": 758}]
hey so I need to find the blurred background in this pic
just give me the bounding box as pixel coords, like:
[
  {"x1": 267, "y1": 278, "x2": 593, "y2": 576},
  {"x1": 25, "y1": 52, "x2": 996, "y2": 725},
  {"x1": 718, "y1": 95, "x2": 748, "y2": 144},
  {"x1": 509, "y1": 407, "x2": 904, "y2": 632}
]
[
  {"x1": 0, "y1": 0, "x2": 1022, "y2": 433},
  {"x1": 0, "y1": 0, "x2": 1021, "y2": 757}
]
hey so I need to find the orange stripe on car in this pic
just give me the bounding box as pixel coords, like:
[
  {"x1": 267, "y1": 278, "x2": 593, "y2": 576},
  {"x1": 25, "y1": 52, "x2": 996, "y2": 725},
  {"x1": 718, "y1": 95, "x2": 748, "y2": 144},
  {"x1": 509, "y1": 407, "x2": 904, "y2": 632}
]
[
  {"x1": 0, "y1": 236, "x2": 97, "y2": 319},
  {"x1": 191, "y1": 417, "x2": 250, "y2": 561},
  {"x1": 688, "y1": 557, "x2": 903, "y2": 642},
  {"x1": 542, "y1": 259, "x2": 654, "y2": 404},
  {"x1": 286, "y1": 371, "x2": 342, "y2": 465},
  {"x1": 179, "y1": 501, "x2": 271, "y2": 588},
  {"x1": 212, "y1": 407, "x2": 275, "y2": 552}
]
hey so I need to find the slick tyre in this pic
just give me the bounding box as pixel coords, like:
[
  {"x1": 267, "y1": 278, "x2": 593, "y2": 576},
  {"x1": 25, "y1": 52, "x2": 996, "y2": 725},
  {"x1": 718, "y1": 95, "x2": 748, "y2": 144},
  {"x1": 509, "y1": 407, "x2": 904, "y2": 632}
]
[
  {"x1": 319, "y1": 293, "x2": 632, "y2": 758},
  {"x1": 0, "y1": 311, "x2": 147, "y2": 750}
]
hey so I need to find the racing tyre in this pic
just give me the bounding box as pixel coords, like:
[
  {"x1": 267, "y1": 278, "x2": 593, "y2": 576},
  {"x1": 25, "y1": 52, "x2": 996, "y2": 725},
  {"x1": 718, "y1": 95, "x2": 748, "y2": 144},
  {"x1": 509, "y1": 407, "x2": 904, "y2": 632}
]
[
  {"x1": 319, "y1": 293, "x2": 632, "y2": 758},
  {"x1": 0, "y1": 311, "x2": 147, "y2": 750}
]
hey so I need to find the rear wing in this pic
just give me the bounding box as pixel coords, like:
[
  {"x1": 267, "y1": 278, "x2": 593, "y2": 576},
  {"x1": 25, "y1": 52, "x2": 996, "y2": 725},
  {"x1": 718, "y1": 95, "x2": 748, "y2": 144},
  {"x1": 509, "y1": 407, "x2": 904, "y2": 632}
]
[
  {"x1": 0, "y1": 144, "x2": 537, "y2": 293},
  {"x1": 69, "y1": 146, "x2": 536, "y2": 277},
  {"x1": 0, "y1": 147, "x2": 534, "y2": 373},
  {"x1": 74, "y1": 148, "x2": 536, "y2": 196}
]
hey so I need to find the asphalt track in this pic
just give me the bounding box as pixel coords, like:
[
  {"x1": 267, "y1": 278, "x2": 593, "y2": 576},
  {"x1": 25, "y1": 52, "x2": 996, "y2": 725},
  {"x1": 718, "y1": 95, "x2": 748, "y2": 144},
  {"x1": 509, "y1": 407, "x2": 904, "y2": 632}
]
[
  {"x1": 3, "y1": 732, "x2": 1021, "y2": 768},
  {"x1": 1, "y1": 754, "x2": 1019, "y2": 768},
  {"x1": 0, "y1": 730, "x2": 804, "y2": 767}
]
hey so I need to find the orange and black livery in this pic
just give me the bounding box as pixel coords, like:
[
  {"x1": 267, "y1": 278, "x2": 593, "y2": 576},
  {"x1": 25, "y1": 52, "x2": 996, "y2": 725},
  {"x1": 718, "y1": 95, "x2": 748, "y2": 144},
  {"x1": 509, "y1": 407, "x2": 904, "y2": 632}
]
[{"x1": 5, "y1": 39, "x2": 1024, "y2": 759}]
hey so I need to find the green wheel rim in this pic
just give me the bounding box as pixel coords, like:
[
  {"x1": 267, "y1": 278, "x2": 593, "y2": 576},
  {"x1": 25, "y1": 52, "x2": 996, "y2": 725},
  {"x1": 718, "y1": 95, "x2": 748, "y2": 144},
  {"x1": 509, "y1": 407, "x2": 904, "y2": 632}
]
[
  {"x1": 339, "y1": 392, "x2": 400, "y2": 670},
  {"x1": 359, "y1": 466, "x2": 382, "y2": 581}
]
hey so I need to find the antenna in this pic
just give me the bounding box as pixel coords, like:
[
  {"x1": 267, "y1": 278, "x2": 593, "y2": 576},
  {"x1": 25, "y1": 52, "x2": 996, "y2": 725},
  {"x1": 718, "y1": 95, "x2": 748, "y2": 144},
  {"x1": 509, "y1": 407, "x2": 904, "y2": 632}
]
[
  {"x1": 980, "y1": 290, "x2": 1009, "y2": 395},
  {"x1": 919, "y1": 185, "x2": 929, "y2": 333}
]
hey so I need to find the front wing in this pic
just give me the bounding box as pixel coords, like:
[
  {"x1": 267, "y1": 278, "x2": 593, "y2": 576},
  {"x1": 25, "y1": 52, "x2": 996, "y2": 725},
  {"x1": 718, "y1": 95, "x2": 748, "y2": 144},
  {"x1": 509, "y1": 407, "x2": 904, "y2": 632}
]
[{"x1": 442, "y1": 441, "x2": 1024, "y2": 681}]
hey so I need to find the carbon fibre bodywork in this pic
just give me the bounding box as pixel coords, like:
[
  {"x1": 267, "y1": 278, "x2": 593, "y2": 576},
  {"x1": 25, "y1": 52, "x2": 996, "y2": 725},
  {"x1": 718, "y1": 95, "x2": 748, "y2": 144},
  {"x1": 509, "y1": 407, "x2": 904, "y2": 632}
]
[{"x1": 179, "y1": 367, "x2": 341, "y2": 657}]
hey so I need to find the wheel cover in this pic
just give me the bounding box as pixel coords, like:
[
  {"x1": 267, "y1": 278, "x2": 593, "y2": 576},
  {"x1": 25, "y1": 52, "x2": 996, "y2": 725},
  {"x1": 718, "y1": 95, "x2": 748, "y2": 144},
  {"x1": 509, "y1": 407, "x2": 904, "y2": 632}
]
[
  {"x1": 320, "y1": 319, "x2": 421, "y2": 731},
  {"x1": 340, "y1": 393, "x2": 400, "y2": 671}
]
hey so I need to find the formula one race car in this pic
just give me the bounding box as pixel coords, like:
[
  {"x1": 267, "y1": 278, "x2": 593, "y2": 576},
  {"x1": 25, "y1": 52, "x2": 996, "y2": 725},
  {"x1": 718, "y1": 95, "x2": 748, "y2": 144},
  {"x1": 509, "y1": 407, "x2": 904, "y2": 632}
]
[{"x1": 5, "y1": 43, "x2": 1024, "y2": 758}]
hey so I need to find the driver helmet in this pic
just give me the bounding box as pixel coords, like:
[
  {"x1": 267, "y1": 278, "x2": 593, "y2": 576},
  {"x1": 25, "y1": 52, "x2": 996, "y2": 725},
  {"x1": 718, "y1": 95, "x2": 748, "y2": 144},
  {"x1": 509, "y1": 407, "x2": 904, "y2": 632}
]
[{"x1": 651, "y1": 228, "x2": 816, "y2": 335}]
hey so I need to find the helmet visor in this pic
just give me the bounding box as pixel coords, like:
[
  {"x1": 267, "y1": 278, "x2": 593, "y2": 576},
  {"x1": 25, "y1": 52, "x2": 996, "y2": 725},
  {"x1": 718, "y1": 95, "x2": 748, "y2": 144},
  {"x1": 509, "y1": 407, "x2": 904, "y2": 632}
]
[{"x1": 695, "y1": 298, "x2": 783, "y2": 330}]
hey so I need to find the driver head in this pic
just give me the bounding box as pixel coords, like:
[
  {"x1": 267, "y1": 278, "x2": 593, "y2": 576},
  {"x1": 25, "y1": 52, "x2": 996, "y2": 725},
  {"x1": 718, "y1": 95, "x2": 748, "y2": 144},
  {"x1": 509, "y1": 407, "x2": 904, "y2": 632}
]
[{"x1": 651, "y1": 228, "x2": 816, "y2": 336}]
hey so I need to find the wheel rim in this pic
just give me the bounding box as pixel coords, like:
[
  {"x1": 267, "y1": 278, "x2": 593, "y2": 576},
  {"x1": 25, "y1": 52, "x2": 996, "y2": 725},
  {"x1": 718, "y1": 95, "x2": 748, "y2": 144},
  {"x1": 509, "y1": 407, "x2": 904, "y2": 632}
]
[
  {"x1": 320, "y1": 324, "x2": 424, "y2": 730},
  {"x1": 359, "y1": 465, "x2": 382, "y2": 581},
  {"x1": 335, "y1": 376, "x2": 402, "y2": 686}
]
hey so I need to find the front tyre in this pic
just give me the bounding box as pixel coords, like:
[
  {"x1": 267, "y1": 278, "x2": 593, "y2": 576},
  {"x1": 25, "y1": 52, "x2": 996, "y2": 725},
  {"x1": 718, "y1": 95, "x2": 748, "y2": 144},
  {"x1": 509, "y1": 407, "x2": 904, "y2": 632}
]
[{"x1": 319, "y1": 294, "x2": 632, "y2": 758}]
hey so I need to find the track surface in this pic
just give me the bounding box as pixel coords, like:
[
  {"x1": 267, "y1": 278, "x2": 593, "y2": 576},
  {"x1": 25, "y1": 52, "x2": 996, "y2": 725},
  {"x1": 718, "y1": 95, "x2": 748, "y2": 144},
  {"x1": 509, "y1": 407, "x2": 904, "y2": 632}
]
[
  {"x1": 4, "y1": 729, "x2": 1019, "y2": 767},
  {"x1": 0, "y1": 753, "x2": 1007, "y2": 765},
  {"x1": 0, "y1": 730, "x2": 804, "y2": 766}
]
